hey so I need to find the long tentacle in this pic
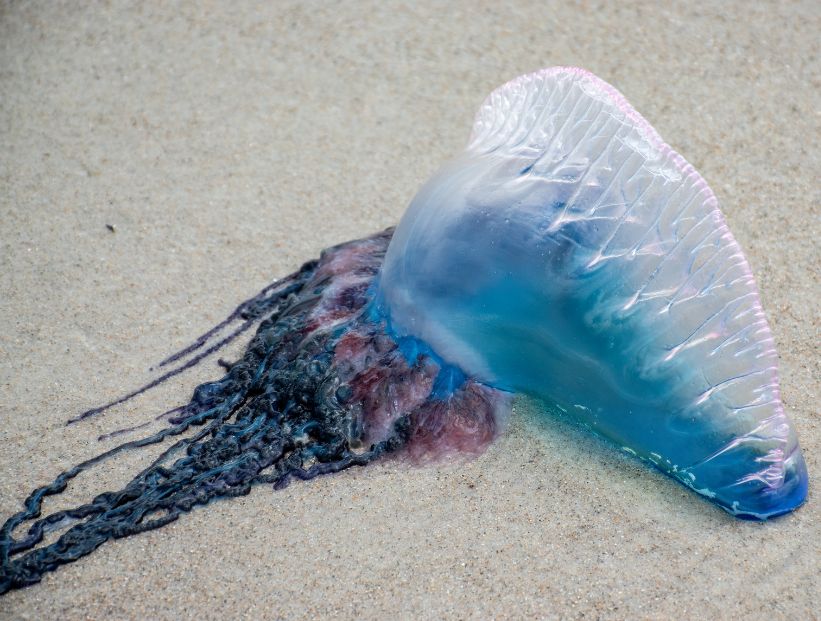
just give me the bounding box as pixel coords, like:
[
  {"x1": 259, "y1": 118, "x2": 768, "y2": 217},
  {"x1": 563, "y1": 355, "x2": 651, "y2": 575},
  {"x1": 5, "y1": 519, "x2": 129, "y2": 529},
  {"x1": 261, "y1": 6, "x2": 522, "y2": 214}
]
[
  {"x1": 67, "y1": 260, "x2": 318, "y2": 425},
  {"x1": 0, "y1": 231, "x2": 400, "y2": 593},
  {"x1": 0, "y1": 228, "x2": 508, "y2": 595}
]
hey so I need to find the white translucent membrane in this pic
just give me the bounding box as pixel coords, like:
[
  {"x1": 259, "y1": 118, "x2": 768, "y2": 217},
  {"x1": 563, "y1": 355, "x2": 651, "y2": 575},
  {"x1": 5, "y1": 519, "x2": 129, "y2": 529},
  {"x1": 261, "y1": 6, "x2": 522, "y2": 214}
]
[{"x1": 378, "y1": 67, "x2": 807, "y2": 519}]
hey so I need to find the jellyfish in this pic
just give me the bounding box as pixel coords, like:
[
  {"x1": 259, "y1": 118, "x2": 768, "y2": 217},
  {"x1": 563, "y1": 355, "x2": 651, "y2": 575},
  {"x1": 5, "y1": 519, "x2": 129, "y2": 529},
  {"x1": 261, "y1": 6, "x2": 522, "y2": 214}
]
[{"x1": 0, "y1": 67, "x2": 808, "y2": 594}]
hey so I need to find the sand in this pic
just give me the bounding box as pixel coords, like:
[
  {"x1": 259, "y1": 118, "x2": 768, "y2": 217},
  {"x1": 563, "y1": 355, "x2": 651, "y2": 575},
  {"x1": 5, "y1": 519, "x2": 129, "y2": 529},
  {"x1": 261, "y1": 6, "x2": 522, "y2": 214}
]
[{"x1": 1, "y1": 1, "x2": 818, "y2": 619}]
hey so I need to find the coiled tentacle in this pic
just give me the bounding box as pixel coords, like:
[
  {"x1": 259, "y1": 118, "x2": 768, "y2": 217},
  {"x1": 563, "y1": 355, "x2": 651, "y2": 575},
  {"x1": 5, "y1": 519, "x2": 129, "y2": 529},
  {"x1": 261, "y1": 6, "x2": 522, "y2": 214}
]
[{"x1": 0, "y1": 229, "x2": 510, "y2": 594}]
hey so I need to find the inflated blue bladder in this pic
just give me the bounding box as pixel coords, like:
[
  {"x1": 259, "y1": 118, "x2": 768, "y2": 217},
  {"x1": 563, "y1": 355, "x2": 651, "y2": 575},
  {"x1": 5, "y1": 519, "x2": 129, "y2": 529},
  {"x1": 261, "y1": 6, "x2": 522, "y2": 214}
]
[{"x1": 377, "y1": 67, "x2": 807, "y2": 519}]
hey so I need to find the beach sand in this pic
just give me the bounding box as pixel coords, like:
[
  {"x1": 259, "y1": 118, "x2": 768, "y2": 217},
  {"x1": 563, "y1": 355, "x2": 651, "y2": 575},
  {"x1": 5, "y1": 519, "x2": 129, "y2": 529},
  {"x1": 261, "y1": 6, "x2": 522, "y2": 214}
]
[{"x1": 1, "y1": 2, "x2": 818, "y2": 618}]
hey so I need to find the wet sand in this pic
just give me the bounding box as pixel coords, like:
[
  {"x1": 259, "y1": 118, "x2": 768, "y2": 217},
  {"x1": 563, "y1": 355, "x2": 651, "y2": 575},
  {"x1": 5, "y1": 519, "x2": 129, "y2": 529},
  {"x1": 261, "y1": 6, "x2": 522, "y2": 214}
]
[{"x1": 1, "y1": 2, "x2": 818, "y2": 619}]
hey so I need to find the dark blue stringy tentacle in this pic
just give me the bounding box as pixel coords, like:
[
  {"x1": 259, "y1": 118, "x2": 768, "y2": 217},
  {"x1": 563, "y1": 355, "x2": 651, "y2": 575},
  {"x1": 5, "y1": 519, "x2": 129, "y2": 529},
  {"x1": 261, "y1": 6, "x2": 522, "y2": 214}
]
[
  {"x1": 67, "y1": 263, "x2": 317, "y2": 424},
  {"x1": 0, "y1": 228, "x2": 509, "y2": 595}
]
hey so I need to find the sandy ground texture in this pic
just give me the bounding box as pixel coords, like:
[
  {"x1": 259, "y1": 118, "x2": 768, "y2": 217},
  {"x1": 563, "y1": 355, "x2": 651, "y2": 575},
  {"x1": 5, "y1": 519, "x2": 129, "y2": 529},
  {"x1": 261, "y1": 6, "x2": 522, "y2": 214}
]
[{"x1": 1, "y1": 1, "x2": 819, "y2": 619}]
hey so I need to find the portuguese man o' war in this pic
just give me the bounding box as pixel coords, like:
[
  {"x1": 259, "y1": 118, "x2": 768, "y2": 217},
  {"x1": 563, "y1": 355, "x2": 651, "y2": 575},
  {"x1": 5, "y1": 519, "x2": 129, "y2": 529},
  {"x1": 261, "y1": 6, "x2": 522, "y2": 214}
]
[{"x1": 0, "y1": 67, "x2": 808, "y2": 594}]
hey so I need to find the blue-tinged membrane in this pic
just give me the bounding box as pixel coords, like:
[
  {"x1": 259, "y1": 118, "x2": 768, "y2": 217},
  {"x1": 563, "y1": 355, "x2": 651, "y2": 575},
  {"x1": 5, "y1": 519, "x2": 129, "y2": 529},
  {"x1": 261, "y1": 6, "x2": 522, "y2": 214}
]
[
  {"x1": 368, "y1": 290, "x2": 472, "y2": 401},
  {"x1": 377, "y1": 68, "x2": 808, "y2": 519}
]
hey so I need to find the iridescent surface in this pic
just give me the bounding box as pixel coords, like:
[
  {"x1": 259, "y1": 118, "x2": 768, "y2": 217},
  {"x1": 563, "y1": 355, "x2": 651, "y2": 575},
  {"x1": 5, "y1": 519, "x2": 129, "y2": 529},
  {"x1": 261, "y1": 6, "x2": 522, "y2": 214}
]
[{"x1": 378, "y1": 67, "x2": 807, "y2": 519}]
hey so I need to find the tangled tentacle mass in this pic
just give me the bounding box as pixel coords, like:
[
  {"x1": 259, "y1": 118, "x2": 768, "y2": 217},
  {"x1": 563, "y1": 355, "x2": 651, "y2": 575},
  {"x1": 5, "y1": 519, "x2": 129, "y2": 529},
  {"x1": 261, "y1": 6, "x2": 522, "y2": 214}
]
[{"x1": 0, "y1": 229, "x2": 509, "y2": 594}]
